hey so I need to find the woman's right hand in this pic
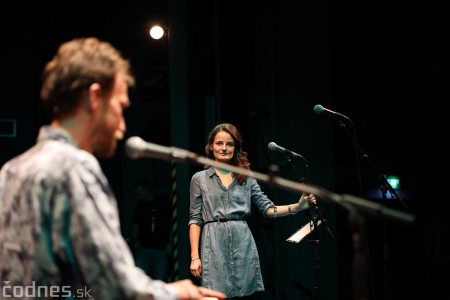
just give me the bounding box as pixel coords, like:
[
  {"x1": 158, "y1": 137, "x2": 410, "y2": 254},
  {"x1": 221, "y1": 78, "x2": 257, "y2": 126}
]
[{"x1": 190, "y1": 257, "x2": 202, "y2": 279}]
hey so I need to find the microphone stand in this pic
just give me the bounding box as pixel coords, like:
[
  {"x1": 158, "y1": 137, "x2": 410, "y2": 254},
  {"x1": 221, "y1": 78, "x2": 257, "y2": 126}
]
[
  {"x1": 335, "y1": 119, "x2": 409, "y2": 300},
  {"x1": 380, "y1": 175, "x2": 390, "y2": 300},
  {"x1": 125, "y1": 137, "x2": 415, "y2": 219},
  {"x1": 284, "y1": 154, "x2": 334, "y2": 300},
  {"x1": 125, "y1": 137, "x2": 415, "y2": 224},
  {"x1": 335, "y1": 120, "x2": 408, "y2": 210},
  {"x1": 284, "y1": 155, "x2": 334, "y2": 240}
]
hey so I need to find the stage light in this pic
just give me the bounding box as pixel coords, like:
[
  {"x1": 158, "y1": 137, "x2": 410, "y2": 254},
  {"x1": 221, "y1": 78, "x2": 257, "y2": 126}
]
[{"x1": 149, "y1": 25, "x2": 165, "y2": 40}]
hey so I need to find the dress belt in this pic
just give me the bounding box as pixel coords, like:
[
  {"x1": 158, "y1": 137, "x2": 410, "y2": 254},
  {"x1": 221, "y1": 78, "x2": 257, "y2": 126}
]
[{"x1": 204, "y1": 217, "x2": 247, "y2": 225}]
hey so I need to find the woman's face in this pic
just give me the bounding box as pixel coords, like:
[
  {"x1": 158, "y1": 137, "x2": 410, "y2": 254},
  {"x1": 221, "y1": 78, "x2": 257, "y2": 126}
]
[{"x1": 211, "y1": 130, "x2": 235, "y2": 164}]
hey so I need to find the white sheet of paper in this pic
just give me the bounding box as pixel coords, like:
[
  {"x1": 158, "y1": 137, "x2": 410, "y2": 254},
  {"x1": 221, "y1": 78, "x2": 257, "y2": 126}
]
[{"x1": 286, "y1": 219, "x2": 322, "y2": 243}]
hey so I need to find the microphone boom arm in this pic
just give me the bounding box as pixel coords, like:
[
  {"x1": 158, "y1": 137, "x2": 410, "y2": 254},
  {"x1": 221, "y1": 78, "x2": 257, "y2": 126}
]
[{"x1": 125, "y1": 138, "x2": 415, "y2": 224}]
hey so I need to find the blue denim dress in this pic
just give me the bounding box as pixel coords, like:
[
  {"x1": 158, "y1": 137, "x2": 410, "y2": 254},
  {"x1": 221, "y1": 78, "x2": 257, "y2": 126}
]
[{"x1": 189, "y1": 167, "x2": 275, "y2": 298}]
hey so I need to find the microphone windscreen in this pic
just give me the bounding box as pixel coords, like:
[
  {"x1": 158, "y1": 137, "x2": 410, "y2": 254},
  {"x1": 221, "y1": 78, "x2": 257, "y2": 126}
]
[
  {"x1": 314, "y1": 104, "x2": 324, "y2": 114},
  {"x1": 125, "y1": 136, "x2": 144, "y2": 159},
  {"x1": 268, "y1": 142, "x2": 277, "y2": 151}
]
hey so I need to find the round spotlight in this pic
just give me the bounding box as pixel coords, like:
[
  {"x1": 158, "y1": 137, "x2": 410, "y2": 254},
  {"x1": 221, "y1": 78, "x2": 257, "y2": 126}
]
[{"x1": 149, "y1": 25, "x2": 165, "y2": 40}]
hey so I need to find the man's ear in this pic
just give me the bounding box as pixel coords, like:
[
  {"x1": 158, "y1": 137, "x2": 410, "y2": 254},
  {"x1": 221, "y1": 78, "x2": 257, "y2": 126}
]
[{"x1": 86, "y1": 83, "x2": 102, "y2": 114}]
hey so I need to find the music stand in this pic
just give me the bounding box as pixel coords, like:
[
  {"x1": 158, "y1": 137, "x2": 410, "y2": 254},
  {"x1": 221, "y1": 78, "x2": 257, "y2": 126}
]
[
  {"x1": 287, "y1": 215, "x2": 324, "y2": 300},
  {"x1": 286, "y1": 219, "x2": 323, "y2": 244}
]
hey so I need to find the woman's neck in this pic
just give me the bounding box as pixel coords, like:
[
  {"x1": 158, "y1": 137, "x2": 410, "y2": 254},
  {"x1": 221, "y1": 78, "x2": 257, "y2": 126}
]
[{"x1": 215, "y1": 167, "x2": 232, "y2": 175}]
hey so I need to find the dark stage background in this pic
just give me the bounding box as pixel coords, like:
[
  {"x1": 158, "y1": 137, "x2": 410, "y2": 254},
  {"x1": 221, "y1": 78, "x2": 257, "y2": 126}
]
[{"x1": 1, "y1": 1, "x2": 448, "y2": 299}]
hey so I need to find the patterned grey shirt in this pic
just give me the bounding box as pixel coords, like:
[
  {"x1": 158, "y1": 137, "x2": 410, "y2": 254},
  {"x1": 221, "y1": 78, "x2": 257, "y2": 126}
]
[
  {"x1": 188, "y1": 167, "x2": 275, "y2": 298},
  {"x1": 0, "y1": 126, "x2": 178, "y2": 300}
]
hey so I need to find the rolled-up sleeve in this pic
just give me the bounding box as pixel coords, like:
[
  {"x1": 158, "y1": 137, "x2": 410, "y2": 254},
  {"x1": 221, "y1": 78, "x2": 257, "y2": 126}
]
[
  {"x1": 189, "y1": 172, "x2": 204, "y2": 227},
  {"x1": 249, "y1": 178, "x2": 275, "y2": 217}
]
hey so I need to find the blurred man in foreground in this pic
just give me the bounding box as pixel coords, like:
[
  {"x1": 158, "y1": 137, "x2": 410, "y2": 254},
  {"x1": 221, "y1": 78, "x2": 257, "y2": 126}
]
[{"x1": 0, "y1": 37, "x2": 225, "y2": 300}]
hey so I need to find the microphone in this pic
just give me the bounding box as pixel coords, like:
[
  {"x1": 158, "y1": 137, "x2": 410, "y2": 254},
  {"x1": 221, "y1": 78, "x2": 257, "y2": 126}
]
[
  {"x1": 125, "y1": 136, "x2": 197, "y2": 162},
  {"x1": 268, "y1": 142, "x2": 304, "y2": 159},
  {"x1": 314, "y1": 104, "x2": 350, "y2": 120}
]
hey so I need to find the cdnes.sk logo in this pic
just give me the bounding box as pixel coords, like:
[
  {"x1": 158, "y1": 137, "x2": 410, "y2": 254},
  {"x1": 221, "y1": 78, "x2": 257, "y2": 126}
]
[{"x1": 1, "y1": 281, "x2": 91, "y2": 298}]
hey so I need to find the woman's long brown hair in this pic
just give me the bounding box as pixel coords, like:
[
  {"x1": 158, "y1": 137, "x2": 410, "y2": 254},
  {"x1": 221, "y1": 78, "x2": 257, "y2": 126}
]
[{"x1": 204, "y1": 123, "x2": 250, "y2": 185}]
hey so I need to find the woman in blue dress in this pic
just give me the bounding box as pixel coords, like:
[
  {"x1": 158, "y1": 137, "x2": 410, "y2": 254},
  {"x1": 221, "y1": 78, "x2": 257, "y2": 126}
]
[{"x1": 188, "y1": 123, "x2": 316, "y2": 299}]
